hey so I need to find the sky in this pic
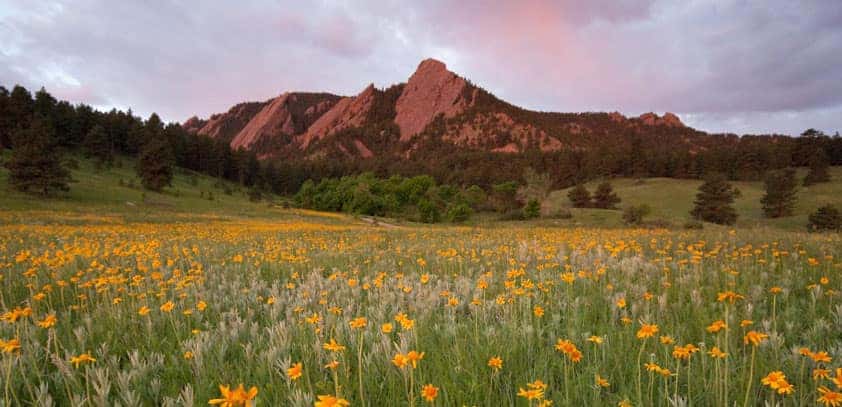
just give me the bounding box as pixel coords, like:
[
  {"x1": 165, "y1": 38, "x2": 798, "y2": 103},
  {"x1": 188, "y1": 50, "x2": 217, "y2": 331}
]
[{"x1": 1, "y1": 0, "x2": 841, "y2": 136}]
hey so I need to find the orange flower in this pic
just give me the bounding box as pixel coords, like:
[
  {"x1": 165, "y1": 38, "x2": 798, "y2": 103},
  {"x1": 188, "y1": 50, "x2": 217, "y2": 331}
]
[
  {"x1": 349, "y1": 317, "x2": 367, "y2": 329},
  {"x1": 488, "y1": 356, "x2": 503, "y2": 371},
  {"x1": 392, "y1": 353, "x2": 409, "y2": 369},
  {"x1": 421, "y1": 384, "x2": 439, "y2": 402},
  {"x1": 818, "y1": 386, "x2": 842, "y2": 407},
  {"x1": 743, "y1": 331, "x2": 768, "y2": 346},
  {"x1": 314, "y1": 395, "x2": 350, "y2": 407},
  {"x1": 322, "y1": 338, "x2": 345, "y2": 353},
  {"x1": 208, "y1": 384, "x2": 258, "y2": 407},
  {"x1": 287, "y1": 362, "x2": 303, "y2": 381},
  {"x1": 70, "y1": 352, "x2": 96, "y2": 368},
  {"x1": 0, "y1": 338, "x2": 21, "y2": 354},
  {"x1": 708, "y1": 346, "x2": 727, "y2": 359},
  {"x1": 637, "y1": 323, "x2": 659, "y2": 339},
  {"x1": 706, "y1": 320, "x2": 727, "y2": 333},
  {"x1": 407, "y1": 350, "x2": 425, "y2": 368}
]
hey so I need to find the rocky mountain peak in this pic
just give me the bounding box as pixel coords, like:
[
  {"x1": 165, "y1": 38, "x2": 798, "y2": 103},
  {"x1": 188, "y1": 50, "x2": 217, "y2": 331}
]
[{"x1": 394, "y1": 58, "x2": 470, "y2": 141}]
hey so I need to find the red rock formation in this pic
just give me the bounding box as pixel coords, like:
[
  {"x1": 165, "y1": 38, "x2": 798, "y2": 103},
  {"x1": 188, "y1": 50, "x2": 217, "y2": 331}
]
[
  {"x1": 394, "y1": 59, "x2": 470, "y2": 141},
  {"x1": 638, "y1": 112, "x2": 685, "y2": 127},
  {"x1": 231, "y1": 93, "x2": 297, "y2": 150},
  {"x1": 301, "y1": 84, "x2": 377, "y2": 148}
]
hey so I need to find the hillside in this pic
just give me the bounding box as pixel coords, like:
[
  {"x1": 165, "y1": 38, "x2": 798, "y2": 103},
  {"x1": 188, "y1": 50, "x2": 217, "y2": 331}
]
[
  {"x1": 185, "y1": 58, "x2": 710, "y2": 160},
  {"x1": 181, "y1": 58, "x2": 841, "y2": 190},
  {"x1": 546, "y1": 167, "x2": 842, "y2": 230},
  {"x1": 0, "y1": 152, "x2": 347, "y2": 224}
]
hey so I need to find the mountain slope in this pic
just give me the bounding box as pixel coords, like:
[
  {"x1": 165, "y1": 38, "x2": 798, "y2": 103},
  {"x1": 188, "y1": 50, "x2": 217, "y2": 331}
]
[{"x1": 185, "y1": 58, "x2": 708, "y2": 160}]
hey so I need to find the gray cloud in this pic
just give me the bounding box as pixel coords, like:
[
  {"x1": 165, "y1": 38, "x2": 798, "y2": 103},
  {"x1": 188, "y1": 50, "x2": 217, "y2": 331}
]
[{"x1": 1, "y1": 0, "x2": 840, "y2": 136}]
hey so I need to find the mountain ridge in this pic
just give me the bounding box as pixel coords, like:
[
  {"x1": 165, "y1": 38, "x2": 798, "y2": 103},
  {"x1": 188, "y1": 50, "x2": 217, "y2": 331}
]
[{"x1": 185, "y1": 58, "x2": 695, "y2": 159}]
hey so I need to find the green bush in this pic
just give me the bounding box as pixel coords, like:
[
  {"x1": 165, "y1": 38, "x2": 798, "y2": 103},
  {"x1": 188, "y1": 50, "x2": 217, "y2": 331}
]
[
  {"x1": 446, "y1": 203, "x2": 473, "y2": 223},
  {"x1": 807, "y1": 204, "x2": 841, "y2": 232},
  {"x1": 523, "y1": 199, "x2": 541, "y2": 219},
  {"x1": 622, "y1": 204, "x2": 651, "y2": 225}
]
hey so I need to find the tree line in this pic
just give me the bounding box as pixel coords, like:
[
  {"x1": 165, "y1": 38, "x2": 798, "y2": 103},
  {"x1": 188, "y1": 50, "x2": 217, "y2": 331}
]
[{"x1": 0, "y1": 85, "x2": 285, "y2": 195}]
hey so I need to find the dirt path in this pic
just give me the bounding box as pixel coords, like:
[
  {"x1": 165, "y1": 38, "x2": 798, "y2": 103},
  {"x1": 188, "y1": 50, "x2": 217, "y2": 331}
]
[{"x1": 360, "y1": 216, "x2": 401, "y2": 229}]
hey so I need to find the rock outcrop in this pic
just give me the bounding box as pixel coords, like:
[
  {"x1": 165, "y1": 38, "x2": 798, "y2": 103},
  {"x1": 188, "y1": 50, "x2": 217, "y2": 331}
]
[
  {"x1": 301, "y1": 84, "x2": 377, "y2": 148},
  {"x1": 638, "y1": 112, "x2": 685, "y2": 128},
  {"x1": 394, "y1": 59, "x2": 470, "y2": 141},
  {"x1": 184, "y1": 58, "x2": 700, "y2": 160}
]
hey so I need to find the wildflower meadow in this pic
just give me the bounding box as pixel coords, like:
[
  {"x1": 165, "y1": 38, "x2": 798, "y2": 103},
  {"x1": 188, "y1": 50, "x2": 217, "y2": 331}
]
[{"x1": 1, "y1": 212, "x2": 841, "y2": 406}]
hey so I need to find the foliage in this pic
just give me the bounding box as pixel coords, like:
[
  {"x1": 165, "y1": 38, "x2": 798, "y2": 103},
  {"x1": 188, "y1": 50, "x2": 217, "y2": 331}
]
[
  {"x1": 137, "y1": 114, "x2": 175, "y2": 191},
  {"x1": 761, "y1": 168, "x2": 798, "y2": 218},
  {"x1": 568, "y1": 184, "x2": 592, "y2": 208},
  {"x1": 803, "y1": 148, "x2": 830, "y2": 186},
  {"x1": 82, "y1": 124, "x2": 113, "y2": 168},
  {"x1": 3, "y1": 115, "x2": 72, "y2": 195},
  {"x1": 622, "y1": 204, "x2": 651, "y2": 225},
  {"x1": 490, "y1": 181, "x2": 520, "y2": 213},
  {"x1": 294, "y1": 173, "x2": 473, "y2": 223},
  {"x1": 691, "y1": 174, "x2": 741, "y2": 225},
  {"x1": 523, "y1": 199, "x2": 541, "y2": 219},
  {"x1": 807, "y1": 204, "x2": 841, "y2": 232},
  {"x1": 592, "y1": 181, "x2": 621, "y2": 209},
  {"x1": 445, "y1": 203, "x2": 473, "y2": 223}
]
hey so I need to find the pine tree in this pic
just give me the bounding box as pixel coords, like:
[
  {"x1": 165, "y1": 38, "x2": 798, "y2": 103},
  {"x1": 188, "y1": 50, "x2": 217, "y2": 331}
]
[
  {"x1": 690, "y1": 173, "x2": 740, "y2": 225},
  {"x1": 137, "y1": 114, "x2": 174, "y2": 192},
  {"x1": 761, "y1": 168, "x2": 798, "y2": 218},
  {"x1": 3, "y1": 116, "x2": 72, "y2": 195},
  {"x1": 567, "y1": 184, "x2": 592, "y2": 208},
  {"x1": 83, "y1": 124, "x2": 113, "y2": 168},
  {"x1": 592, "y1": 181, "x2": 621, "y2": 209},
  {"x1": 803, "y1": 148, "x2": 830, "y2": 186},
  {"x1": 807, "y1": 204, "x2": 841, "y2": 232}
]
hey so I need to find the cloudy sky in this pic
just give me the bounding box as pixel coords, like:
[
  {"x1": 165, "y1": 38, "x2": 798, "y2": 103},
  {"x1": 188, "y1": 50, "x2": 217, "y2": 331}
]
[{"x1": 2, "y1": 0, "x2": 841, "y2": 136}]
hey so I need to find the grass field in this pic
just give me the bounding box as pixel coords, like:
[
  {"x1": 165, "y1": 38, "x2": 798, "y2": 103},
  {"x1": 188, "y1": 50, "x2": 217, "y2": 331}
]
[
  {"x1": 1, "y1": 159, "x2": 842, "y2": 406},
  {"x1": 547, "y1": 167, "x2": 842, "y2": 231}
]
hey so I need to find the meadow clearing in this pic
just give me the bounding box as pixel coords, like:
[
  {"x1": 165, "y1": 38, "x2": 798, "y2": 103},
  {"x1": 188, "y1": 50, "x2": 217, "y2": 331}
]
[{"x1": 1, "y1": 208, "x2": 841, "y2": 406}]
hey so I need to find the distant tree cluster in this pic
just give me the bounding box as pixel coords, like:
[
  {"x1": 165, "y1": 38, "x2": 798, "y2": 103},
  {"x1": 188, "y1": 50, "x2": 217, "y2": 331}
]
[
  {"x1": 0, "y1": 84, "x2": 281, "y2": 196},
  {"x1": 690, "y1": 174, "x2": 741, "y2": 225},
  {"x1": 294, "y1": 173, "x2": 482, "y2": 223},
  {"x1": 567, "y1": 182, "x2": 620, "y2": 209}
]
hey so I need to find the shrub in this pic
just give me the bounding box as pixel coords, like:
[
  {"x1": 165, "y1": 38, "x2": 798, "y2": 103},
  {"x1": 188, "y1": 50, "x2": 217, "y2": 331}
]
[
  {"x1": 567, "y1": 184, "x2": 592, "y2": 208},
  {"x1": 418, "y1": 199, "x2": 440, "y2": 223},
  {"x1": 446, "y1": 203, "x2": 473, "y2": 223},
  {"x1": 592, "y1": 182, "x2": 621, "y2": 209},
  {"x1": 523, "y1": 199, "x2": 541, "y2": 219},
  {"x1": 807, "y1": 204, "x2": 841, "y2": 232},
  {"x1": 622, "y1": 204, "x2": 651, "y2": 225}
]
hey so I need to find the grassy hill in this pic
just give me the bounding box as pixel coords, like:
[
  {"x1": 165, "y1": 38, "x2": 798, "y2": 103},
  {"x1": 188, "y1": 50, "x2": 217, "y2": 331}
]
[
  {"x1": 546, "y1": 167, "x2": 842, "y2": 230},
  {"x1": 2, "y1": 152, "x2": 840, "y2": 231},
  {"x1": 0, "y1": 153, "x2": 352, "y2": 225}
]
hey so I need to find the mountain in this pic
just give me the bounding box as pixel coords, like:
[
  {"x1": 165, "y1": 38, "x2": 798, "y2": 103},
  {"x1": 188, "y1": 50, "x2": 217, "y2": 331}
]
[{"x1": 185, "y1": 58, "x2": 711, "y2": 161}]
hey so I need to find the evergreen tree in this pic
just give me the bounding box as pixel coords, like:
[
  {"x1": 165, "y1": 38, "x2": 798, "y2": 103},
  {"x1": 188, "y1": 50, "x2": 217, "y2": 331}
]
[
  {"x1": 0, "y1": 86, "x2": 10, "y2": 148},
  {"x1": 761, "y1": 168, "x2": 798, "y2": 218},
  {"x1": 3, "y1": 116, "x2": 72, "y2": 195},
  {"x1": 523, "y1": 199, "x2": 541, "y2": 219},
  {"x1": 592, "y1": 181, "x2": 621, "y2": 209},
  {"x1": 807, "y1": 204, "x2": 841, "y2": 232},
  {"x1": 690, "y1": 173, "x2": 740, "y2": 225},
  {"x1": 83, "y1": 124, "x2": 113, "y2": 168},
  {"x1": 136, "y1": 114, "x2": 174, "y2": 192},
  {"x1": 803, "y1": 148, "x2": 830, "y2": 186},
  {"x1": 567, "y1": 184, "x2": 592, "y2": 208},
  {"x1": 5, "y1": 85, "x2": 34, "y2": 148}
]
